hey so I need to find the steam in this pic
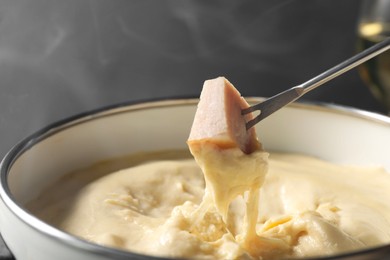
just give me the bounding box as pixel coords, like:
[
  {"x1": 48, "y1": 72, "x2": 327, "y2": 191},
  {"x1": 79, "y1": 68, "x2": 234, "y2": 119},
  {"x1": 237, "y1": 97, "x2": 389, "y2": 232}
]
[
  {"x1": 1, "y1": 0, "x2": 354, "y2": 158},
  {"x1": 115, "y1": 0, "x2": 300, "y2": 63}
]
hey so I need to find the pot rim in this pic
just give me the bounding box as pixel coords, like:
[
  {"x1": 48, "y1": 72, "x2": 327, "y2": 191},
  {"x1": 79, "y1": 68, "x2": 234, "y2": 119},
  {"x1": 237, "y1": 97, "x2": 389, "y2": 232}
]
[{"x1": 1, "y1": 97, "x2": 390, "y2": 260}]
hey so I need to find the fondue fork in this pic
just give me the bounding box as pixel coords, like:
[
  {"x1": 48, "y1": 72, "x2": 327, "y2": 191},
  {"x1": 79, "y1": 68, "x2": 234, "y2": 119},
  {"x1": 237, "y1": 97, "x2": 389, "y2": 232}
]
[{"x1": 242, "y1": 37, "x2": 390, "y2": 130}]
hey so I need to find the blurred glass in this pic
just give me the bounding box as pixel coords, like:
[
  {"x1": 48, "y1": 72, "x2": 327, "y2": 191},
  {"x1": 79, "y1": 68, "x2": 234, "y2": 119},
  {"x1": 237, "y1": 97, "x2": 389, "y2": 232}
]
[{"x1": 357, "y1": 0, "x2": 390, "y2": 113}]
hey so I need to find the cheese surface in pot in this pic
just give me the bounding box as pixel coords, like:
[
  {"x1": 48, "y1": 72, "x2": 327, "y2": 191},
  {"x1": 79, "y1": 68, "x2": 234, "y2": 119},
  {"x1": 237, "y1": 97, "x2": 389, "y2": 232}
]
[{"x1": 26, "y1": 151, "x2": 390, "y2": 259}]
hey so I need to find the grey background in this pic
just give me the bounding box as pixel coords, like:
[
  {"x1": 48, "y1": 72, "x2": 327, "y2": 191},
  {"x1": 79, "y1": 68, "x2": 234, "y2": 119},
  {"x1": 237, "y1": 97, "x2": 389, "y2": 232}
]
[
  {"x1": 0, "y1": 0, "x2": 385, "y2": 159},
  {"x1": 0, "y1": 0, "x2": 385, "y2": 258}
]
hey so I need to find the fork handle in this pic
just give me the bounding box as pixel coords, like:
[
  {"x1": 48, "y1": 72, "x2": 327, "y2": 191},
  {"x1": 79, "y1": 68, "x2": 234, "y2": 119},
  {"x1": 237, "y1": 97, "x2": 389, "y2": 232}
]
[
  {"x1": 243, "y1": 37, "x2": 390, "y2": 129},
  {"x1": 300, "y1": 36, "x2": 390, "y2": 94}
]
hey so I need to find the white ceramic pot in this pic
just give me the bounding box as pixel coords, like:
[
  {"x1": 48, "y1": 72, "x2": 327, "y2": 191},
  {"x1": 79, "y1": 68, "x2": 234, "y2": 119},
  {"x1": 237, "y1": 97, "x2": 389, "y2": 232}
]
[{"x1": 1, "y1": 98, "x2": 390, "y2": 260}]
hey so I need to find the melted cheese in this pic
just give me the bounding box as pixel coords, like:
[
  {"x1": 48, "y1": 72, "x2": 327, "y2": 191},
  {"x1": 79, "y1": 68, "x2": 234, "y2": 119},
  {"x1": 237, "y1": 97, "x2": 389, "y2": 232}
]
[{"x1": 27, "y1": 151, "x2": 390, "y2": 259}]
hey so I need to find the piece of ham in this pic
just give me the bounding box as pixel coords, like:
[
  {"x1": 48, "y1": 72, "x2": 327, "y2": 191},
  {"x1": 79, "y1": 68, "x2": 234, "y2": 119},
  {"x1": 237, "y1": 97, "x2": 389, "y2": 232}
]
[
  {"x1": 185, "y1": 77, "x2": 296, "y2": 258},
  {"x1": 187, "y1": 77, "x2": 260, "y2": 154}
]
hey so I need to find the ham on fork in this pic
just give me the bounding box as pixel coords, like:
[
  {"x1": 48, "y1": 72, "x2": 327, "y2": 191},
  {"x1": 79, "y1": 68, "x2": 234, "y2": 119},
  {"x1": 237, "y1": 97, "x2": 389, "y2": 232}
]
[
  {"x1": 187, "y1": 77, "x2": 269, "y2": 243},
  {"x1": 187, "y1": 77, "x2": 261, "y2": 154}
]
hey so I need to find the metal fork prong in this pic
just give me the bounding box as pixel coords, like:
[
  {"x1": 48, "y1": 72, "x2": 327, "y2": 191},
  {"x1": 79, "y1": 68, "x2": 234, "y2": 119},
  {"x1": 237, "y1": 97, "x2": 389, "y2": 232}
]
[
  {"x1": 245, "y1": 115, "x2": 261, "y2": 130},
  {"x1": 243, "y1": 86, "x2": 304, "y2": 129}
]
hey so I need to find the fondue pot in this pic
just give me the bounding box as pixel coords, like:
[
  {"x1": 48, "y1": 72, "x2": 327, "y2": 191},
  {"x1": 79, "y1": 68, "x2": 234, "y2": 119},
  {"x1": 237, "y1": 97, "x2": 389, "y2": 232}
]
[{"x1": 1, "y1": 98, "x2": 390, "y2": 259}]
